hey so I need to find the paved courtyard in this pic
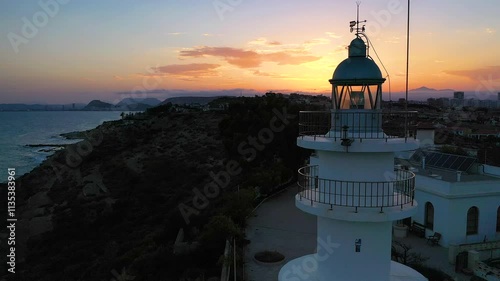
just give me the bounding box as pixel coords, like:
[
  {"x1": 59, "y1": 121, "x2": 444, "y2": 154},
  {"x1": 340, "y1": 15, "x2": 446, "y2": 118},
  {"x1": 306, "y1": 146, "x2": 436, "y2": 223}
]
[
  {"x1": 394, "y1": 234, "x2": 470, "y2": 281},
  {"x1": 244, "y1": 186, "x2": 316, "y2": 281},
  {"x1": 244, "y1": 184, "x2": 470, "y2": 281}
]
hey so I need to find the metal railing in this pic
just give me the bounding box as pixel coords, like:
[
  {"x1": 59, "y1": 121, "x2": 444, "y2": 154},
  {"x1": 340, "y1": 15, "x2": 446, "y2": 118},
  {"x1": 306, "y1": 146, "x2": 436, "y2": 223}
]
[
  {"x1": 297, "y1": 165, "x2": 415, "y2": 211},
  {"x1": 298, "y1": 110, "x2": 417, "y2": 140}
]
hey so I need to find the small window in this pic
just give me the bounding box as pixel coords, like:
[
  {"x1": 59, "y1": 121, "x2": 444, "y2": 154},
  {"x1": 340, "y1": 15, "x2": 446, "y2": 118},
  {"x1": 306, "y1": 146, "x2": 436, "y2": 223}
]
[
  {"x1": 466, "y1": 206, "x2": 479, "y2": 235},
  {"x1": 424, "y1": 202, "x2": 434, "y2": 230},
  {"x1": 496, "y1": 207, "x2": 500, "y2": 232}
]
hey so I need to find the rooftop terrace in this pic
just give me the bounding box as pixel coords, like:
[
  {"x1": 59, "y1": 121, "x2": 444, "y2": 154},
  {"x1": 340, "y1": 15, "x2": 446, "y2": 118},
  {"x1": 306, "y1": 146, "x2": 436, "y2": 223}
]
[{"x1": 397, "y1": 159, "x2": 500, "y2": 183}]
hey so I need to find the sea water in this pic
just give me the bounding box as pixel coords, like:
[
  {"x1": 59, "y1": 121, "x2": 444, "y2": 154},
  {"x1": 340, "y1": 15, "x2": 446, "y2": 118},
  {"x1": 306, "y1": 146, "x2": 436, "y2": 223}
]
[{"x1": 0, "y1": 111, "x2": 124, "y2": 181}]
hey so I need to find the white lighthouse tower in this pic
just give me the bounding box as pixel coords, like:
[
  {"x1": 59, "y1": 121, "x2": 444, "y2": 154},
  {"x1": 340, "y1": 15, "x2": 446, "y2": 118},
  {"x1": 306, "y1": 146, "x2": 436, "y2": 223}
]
[{"x1": 278, "y1": 9, "x2": 427, "y2": 281}]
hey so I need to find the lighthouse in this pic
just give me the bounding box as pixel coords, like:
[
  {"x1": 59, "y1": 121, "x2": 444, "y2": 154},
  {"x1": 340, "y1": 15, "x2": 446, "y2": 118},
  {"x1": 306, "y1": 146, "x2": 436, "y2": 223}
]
[{"x1": 278, "y1": 9, "x2": 427, "y2": 281}]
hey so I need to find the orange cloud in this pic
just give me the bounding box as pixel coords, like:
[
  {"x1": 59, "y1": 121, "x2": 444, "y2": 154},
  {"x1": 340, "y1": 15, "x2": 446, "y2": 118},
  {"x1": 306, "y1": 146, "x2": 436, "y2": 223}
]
[
  {"x1": 325, "y1": 32, "x2": 342, "y2": 39},
  {"x1": 330, "y1": 45, "x2": 347, "y2": 54},
  {"x1": 443, "y1": 66, "x2": 500, "y2": 81},
  {"x1": 151, "y1": 63, "x2": 221, "y2": 78},
  {"x1": 252, "y1": 70, "x2": 288, "y2": 78},
  {"x1": 303, "y1": 38, "x2": 330, "y2": 47},
  {"x1": 202, "y1": 33, "x2": 223, "y2": 37},
  {"x1": 443, "y1": 66, "x2": 500, "y2": 92},
  {"x1": 485, "y1": 28, "x2": 496, "y2": 34},
  {"x1": 263, "y1": 51, "x2": 320, "y2": 65},
  {"x1": 179, "y1": 46, "x2": 320, "y2": 68},
  {"x1": 248, "y1": 38, "x2": 282, "y2": 46}
]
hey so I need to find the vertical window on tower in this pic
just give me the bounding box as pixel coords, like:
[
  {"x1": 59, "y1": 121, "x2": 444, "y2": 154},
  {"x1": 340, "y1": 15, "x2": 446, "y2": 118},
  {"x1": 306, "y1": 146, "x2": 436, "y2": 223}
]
[
  {"x1": 466, "y1": 206, "x2": 479, "y2": 235},
  {"x1": 355, "y1": 239, "x2": 361, "y2": 252},
  {"x1": 424, "y1": 202, "x2": 434, "y2": 230}
]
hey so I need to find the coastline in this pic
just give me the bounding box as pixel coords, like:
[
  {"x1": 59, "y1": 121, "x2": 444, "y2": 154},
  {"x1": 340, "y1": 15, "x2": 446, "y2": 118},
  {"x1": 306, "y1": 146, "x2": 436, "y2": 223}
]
[
  {"x1": 23, "y1": 124, "x2": 110, "y2": 175},
  {"x1": 23, "y1": 129, "x2": 92, "y2": 150},
  {"x1": 12, "y1": 129, "x2": 97, "y2": 180},
  {"x1": 59, "y1": 130, "x2": 91, "y2": 139},
  {"x1": 23, "y1": 130, "x2": 88, "y2": 157},
  {"x1": 0, "y1": 111, "x2": 124, "y2": 182}
]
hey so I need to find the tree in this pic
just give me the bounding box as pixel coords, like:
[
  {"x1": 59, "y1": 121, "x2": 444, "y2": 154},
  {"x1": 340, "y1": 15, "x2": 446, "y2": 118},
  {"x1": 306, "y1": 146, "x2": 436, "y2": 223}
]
[
  {"x1": 221, "y1": 188, "x2": 257, "y2": 227},
  {"x1": 391, "y1": 240, "x2": 429, "y2": 266},
  {"x1": 439, "y1": 145, "x2": 467, "y2": 156},
  {"x1": 200, "y1": 215, "x2": 242, "y2": 247}
]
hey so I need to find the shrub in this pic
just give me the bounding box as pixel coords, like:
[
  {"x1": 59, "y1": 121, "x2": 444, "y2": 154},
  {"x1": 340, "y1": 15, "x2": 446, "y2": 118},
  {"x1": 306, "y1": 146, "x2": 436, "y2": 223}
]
[
  {"x1": 411, "y1": 264, "x2": 453, "y2": 281},
  {"x1": 254, "y1": 251, "x2": 285, "y2": 263}
]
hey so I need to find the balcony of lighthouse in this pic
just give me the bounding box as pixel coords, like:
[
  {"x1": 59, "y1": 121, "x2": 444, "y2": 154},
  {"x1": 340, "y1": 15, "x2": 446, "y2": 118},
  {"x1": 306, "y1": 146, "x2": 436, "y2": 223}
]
[
  {"x1": 297, "y1": 110, "x2": 419, "y2": 152},
  {"x1": 296, "y1": 165, "x2": 417, "y2": 222}
]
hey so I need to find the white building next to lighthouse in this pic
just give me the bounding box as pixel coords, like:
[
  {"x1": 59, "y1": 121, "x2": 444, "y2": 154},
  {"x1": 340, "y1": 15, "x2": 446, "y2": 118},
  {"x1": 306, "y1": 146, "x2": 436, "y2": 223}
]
[
  {"x1": 403, "y1": 149, "x2": 500, "y2": 248},
  {"x1": 278, "y1": 16, "x2": 427, "y2": 281}
]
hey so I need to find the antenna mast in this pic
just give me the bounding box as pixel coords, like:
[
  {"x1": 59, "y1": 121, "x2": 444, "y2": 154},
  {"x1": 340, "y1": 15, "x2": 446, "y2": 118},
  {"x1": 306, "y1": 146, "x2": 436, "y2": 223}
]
[
  {"x1": 405, "y1": 0, "x2": 411, "y2": 110},
  {"x1": 356, "y1": 1, "x2": 360, "y2": 32},
  {"x1": 404, "y1": 0, "x2": 411, "y2": 138},
  {"x1": 350, "y1": 2, "x2": 367, "y2": 36}
]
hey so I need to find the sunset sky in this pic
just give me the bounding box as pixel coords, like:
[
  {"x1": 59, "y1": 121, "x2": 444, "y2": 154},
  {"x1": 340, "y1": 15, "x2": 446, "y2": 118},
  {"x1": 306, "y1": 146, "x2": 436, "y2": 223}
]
[{"x1": 0, "y1": 0, "x2": 498, "y2": 104}]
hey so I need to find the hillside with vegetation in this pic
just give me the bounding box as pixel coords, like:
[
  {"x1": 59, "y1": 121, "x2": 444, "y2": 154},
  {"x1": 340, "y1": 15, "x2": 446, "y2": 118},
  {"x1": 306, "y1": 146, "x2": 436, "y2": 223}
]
[{"x1": 0, "y1": 93, "x2": 321, "y2": 280}]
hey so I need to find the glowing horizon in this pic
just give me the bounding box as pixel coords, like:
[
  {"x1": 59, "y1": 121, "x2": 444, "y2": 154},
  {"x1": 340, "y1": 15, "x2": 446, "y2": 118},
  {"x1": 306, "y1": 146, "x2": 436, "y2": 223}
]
[{"x1": 0, "y1": 0, "x2": 498, "y2": 104}]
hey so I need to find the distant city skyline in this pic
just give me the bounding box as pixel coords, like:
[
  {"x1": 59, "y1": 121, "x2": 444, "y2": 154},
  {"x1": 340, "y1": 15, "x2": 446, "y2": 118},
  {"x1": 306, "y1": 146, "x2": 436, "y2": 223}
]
[{"x1": 0, "y1": 0, "x2": 498, "y2": 103}]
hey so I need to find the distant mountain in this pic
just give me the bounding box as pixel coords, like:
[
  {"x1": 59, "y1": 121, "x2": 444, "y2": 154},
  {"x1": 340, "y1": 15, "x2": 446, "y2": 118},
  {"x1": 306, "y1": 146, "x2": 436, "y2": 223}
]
[
  {"x1": 160, "y1": 96, "x2": 222, "y2": 105},
  {"x1": 410, "y1": 86, "x2": 455, "y2": 92},
  {"x1": 116, "y1": 98, "x2": 161, "y2": 107},
  {"x1": 119, "y1": 103, "x2": 153, "y2": 111},
  {"x1": 410, "y1": 86, "x2": 436, "y2": 92},
  {"x1": 83, "y1": 100, "x2": 113, "y2": 111},
  {"x1": 114, "y1": 98, "x2": 159, "y2": 111}
]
